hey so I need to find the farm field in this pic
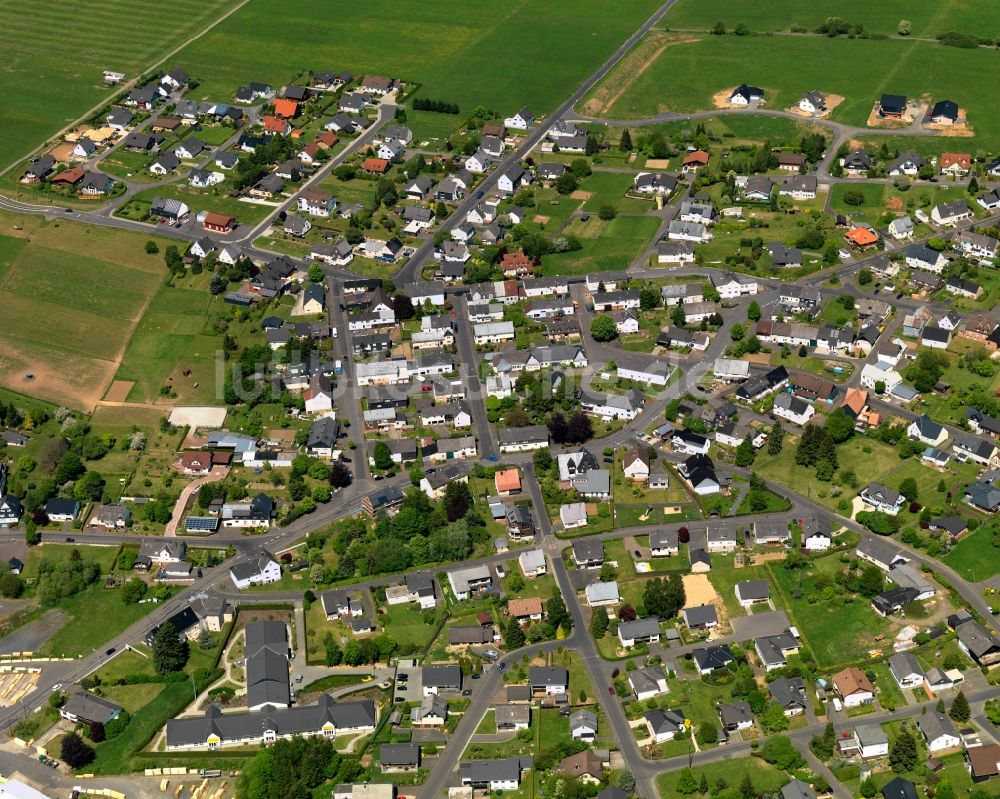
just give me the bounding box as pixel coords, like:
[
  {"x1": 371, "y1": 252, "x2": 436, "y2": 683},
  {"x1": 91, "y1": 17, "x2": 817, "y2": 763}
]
[
  {"x1": 582, "y1": 33, "x2": 1000, "y2": 148},
  {"x1": 0, "y1": 221, "x2": 169, "y2": 411},
  {"x1": 166, "y1": 0, "x2": 663, "y2": 117},
  {"x1": 0, "y1": 0, "x2": 241, "y2": 171},
  {"x1": 660, "y1": 0, "x2": 1000, "y2": 39}
]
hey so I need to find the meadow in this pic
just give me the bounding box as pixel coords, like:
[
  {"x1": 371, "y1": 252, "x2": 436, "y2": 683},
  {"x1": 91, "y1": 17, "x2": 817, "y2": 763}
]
[
  {"x1": 661, "y1": 0, "x2": 1000, "y2": 38},
  {"x1": 0, "y1": 0, "x2": 241, "y2": 170},
  {"x1": 541, "y1": 215, "x2": 660, "y2": 275},
  {"x1": 585, "y1": 33, "x2": 1000, "y2": 148},
  {"x1": 0, "y1": 221, "x2": 168, "y2": 410},
  {"x1": 943, "y1": 525, "x2": 1000, "y2": 583},
  {"x1": 167, "y1": 0, "x2": 662, "y2": 117},
  {"x1": 113, "y1": 283, "x2": 218, "y2": 404}
]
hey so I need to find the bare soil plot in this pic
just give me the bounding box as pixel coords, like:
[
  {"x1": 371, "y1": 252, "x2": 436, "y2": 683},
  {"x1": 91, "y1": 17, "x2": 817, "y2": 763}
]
[
  {"x1": 570, "y1": 190, "x2": 593, "y2": 201},
  {"x1": 681, "y1": 573, "x2": 719, "y2": 606},
  {"x1": 103, "y1": 380, "x2": 134, "y2": 403}
]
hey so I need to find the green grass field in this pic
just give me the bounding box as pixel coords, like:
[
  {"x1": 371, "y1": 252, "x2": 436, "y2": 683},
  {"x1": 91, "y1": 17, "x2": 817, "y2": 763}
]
[
  {"x1": 586, "y1": 32, "x2": 1000, "y2": 148},
  {"x1": 0, "y1": 0, "x2": 241, "y2": 170},
  {"x1": 167, "y1": 0, "x2": 662, "y2": 117},
  {"x1": 943, "y1": 524, "x2": 1000, "y2": 583},
  {"x1": 754, "y1": 437, "x2": 901, "y2": 513},
  {"x1": 661, "y1": 0, "x2": 1000, "y2": 38},
  {"x1": 768, "y1": 557, "x2": 892, "y2": 668},
  {"x1": 0, "y1": 218, "x2": 171, "y2": 410},
  {"x1": 542, "y1": 215, "x2": 660, "y2": 275},
  {"x1": 43, "y1": 585, "x2": 156, "y2": 658},
  {"x1": 657, "y1": 756, "x2": 788, "y2": 797},
  {"x1": 113, "y1": 283, "x2": 217, "y2": 404}
]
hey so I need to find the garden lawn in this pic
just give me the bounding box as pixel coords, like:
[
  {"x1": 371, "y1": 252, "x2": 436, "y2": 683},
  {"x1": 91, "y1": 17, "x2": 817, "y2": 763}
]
[
  {"x1": 943, "y1": 524, "x2": 1000, "y2": 583},
  {"x1": 99, "y1": 683, "x2": 165, "y2": 714},
  {"x1": 767, "y1": 558, "x2": 893, "y2": 669},
  {"x1": 378, "y1": 601, "x2": 442, "y2": 650}
]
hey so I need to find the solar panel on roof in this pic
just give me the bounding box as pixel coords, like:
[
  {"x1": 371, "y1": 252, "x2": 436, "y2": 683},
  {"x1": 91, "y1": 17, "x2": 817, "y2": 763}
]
[{"x1": 185, "y1": 516, "x2": 219, "y2": 532}]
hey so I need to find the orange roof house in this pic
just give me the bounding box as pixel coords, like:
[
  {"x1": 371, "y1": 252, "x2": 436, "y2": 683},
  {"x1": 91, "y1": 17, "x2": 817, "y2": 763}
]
[
  {"x1": 846, "y1": 226, "x2": 878, "y2": 247},
  {"x1": 495, "y1": 468, "x2": 522, "y2": 495},
  {"x1": 316, "y1": 132, "x2": 338, "y2": 148},
  {"x1": 842, "y1": 387, "x2": 868, "y2": 417},
  {"x1": 50, "y1": 167, "x2": 86, "y2": 185},
  {"x1": 262, "y1": 116, "x2": 291, "y2": 135},
  {"x1": 507, "y1": 596, "x2": 544, "y2": 620},
  {"x1": 501, "y1": 251, "x2": 535, "y2": 277},
  {"x1": 272, "y1": 98, "x2": 299, "y2": 119},
  {"x1": 363, "y1": 157, "x2": 389, "y2": 174},
  {"x1": 832, "y1": 667, "x2": 874, "y2": 700},
  {"x1": 940, "y1": 152, "x2": 971, "y2": 172},
  {"x1": 203, "y1": 213, "x2": 235, "y2": 232},
  {"x1": 682, "y1": 150, "x2": 710, "y2": 168}
]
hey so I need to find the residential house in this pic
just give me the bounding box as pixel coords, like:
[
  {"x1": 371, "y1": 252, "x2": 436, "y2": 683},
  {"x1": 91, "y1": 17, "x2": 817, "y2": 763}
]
[{"x1": 833, "y1": 667, "x2": 875, "y2": 707}]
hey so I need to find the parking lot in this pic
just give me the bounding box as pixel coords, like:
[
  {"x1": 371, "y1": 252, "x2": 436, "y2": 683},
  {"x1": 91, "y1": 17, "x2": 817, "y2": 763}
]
[{"x1": 393, "y1": 659, "x2": 423, "y2": 703}]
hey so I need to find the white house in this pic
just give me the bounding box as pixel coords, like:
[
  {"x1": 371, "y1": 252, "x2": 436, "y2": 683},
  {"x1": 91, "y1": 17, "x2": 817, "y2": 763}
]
[
  {"x1": 931, "y1": 200, "x2": 973, "y2": 226},
  {"x1": 504, "y1": 107, "x2": 533, "y2": 130},
  {"x1": 229, "y1": 548, "x2": 281, "y2": 589},
  {"x1": 772, "y1": 393, "x2": 815, "y2": 426}
]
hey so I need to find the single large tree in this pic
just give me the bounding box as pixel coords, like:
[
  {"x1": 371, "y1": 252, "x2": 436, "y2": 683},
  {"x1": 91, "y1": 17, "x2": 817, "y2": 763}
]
[
  {"x1": 590, "y1": 314, "x2": 618, "y2": 342},
  {"x1": 61, "y1": 732, "x2": 95, "y2": 768},
  {"x1": 152, "y1": 621, "x2": 189, "y2": 674},
  {"x1": 373, "y1": 441, "x2": 393, "y2": 471},
  {"x1": 442, "y1": 480, "x2": 473, "y2": 522},
  {"x1": 889, "y1": 727, "x2": 919, "y2": 773},
  {"x1": 949, "y1": 690, "x2": 971, "y2": 723}
]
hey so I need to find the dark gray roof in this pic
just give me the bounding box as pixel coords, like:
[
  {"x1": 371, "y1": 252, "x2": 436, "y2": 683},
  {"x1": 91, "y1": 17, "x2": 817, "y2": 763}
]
[
  {"x1": 423, "y1": 664, "x2": 462, "y2": 688},
  {"x1": 62, "y1": 691, "x2": 123, "y2": 724},
  {"x1": 166, "y1": 697, "x2": 374, "y2": 748}
]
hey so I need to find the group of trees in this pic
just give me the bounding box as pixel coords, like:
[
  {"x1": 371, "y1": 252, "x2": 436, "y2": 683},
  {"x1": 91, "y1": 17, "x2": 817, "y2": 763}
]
[
  {"x1": 642, "y1": 575, "x2": 686, "y2": 619},
  {"x1": 548, "y1": 411, "x2": 594, "y2": 445},
  {"x1": 905, "y1": 349, "x2": 949, "y2": 393},
  {"x1": 321, "y1": 631, "x2": 399, "y2": 666},
  {"x1": 233, "y1": 136, "x2": 295, "y2": 191},
  {"x1": 794, "y1": 423, "x2": 839, "y2": 481},
  {"x1": 238, "y1": 736, "x2": 346, "y2": 799},
  {"x1": 6, "y1": 410, "x2": 133, "y2": 526},
  {"x1": 411, "y1": 98, "x2": 460, "y2": 114},
  {"x1": 303, "y1": 477, "x2": 494, "y2": 585},
  {"x1": 36, "y1": 549, "x2": 100, "y2": 606}
]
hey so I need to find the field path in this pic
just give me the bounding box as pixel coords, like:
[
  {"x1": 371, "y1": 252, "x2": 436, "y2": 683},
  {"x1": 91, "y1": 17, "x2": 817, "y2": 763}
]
[
  {"x1": 164, "y1": 465, "x2": 229, "y2": 536},
  {"x1": 0, "y1": 0, "x2": 253, "y2": 177}
]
